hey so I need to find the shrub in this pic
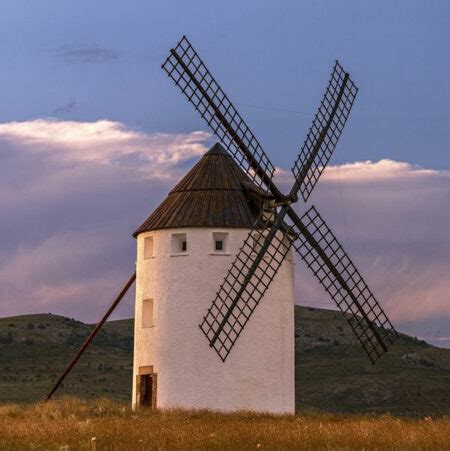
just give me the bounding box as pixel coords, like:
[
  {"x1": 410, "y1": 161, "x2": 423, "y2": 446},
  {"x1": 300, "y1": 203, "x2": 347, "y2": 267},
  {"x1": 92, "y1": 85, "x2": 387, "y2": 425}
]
[{"x1": 0, "y1": 335, "x2": 13, "y2": 344}]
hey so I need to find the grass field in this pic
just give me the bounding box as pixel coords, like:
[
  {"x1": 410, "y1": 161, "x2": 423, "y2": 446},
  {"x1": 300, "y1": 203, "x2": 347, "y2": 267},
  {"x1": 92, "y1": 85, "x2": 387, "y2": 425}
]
[
  {"x1": 1, "y1": 306, "x2": 449, "y2": 416},
  {"x1": 1, "y1": 398, "x2": 449, "y2": 450}
]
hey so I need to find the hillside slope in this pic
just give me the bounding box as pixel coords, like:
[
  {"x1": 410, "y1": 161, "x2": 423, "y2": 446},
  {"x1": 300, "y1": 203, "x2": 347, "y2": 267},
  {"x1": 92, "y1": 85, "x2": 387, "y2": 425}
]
[
  {"x1": 0, "y1": 306, "x2": 449, "y2": 415},
  {"x1": 0, "y1": 314, "x2": 133, "y2": 403},
  {"x1": 294, "y1": 307, "x2": 450, "y2": 415}
]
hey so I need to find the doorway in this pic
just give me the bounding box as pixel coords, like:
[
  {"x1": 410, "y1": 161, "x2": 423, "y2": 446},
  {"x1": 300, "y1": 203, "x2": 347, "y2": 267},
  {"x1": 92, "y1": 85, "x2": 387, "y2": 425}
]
[{"x1": 137, "y1": 366, "x2": 157, "y2": 408}]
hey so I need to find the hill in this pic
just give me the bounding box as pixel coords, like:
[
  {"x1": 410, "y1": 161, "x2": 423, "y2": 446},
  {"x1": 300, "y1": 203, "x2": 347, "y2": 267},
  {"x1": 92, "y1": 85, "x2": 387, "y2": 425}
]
[{"x1": 0, "y1": 306, "x2": 449, "y2": 415}]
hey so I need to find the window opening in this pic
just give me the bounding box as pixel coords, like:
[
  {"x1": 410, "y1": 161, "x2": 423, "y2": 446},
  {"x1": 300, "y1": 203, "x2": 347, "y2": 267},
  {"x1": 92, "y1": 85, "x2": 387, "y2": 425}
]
[
  {"x1": 212, "y1": 232, "x2": 228, "y2": 253},
  {"x1": 144, "y1": 236, "x2": 154, "y2": 259},
  {"x1": 142, "y1": 299, "x2": 154, "y2": 328},
  {"x1": 171, "y1": 233, "x2": 188, "y2": 254}
]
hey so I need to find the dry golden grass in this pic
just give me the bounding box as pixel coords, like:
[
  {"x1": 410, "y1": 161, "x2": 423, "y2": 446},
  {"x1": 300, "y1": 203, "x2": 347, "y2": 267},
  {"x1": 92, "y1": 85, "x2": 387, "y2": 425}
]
[{"x1": 0, "y1": 398, "x2": 449, "y2": 450}]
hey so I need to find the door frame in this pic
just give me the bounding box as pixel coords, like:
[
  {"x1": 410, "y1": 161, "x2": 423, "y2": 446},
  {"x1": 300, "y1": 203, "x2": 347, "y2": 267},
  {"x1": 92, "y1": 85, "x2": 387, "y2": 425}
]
[{"x1": 136, "y1": 365, "x2": 157, "y2": 409}]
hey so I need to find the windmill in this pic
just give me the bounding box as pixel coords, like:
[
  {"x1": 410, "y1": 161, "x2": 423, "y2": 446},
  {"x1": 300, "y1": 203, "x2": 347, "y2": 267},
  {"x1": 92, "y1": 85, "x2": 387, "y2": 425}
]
[{"x1": 47, "y1": 36, "x2": 398, "y2": 413}]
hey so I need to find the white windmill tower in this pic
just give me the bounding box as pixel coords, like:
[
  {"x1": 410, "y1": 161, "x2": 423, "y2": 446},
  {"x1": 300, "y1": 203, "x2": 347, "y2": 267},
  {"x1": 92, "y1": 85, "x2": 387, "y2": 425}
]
[
  {"x1": 47, "y1": 36, "x2": 398, "y2": 413},
  {"x1": 131, "y1": 143, "x2": 295, "y2": 413}
]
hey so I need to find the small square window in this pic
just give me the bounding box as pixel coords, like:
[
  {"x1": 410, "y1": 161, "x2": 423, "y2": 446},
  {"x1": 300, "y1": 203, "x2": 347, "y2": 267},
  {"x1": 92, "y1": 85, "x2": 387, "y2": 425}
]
[
  {"x1": 171, "y1": 233, "x2": 188, "y2": 255},
  {"x1": 212, "y1": 232, "x2": 228, "y2": 253}
]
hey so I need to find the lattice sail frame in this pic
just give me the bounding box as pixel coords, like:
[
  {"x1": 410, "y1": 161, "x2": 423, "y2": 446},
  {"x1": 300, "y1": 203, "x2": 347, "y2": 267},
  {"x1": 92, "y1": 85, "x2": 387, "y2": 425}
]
[
  {"x1": 162, "y1": 35, "x2": 275, "y2": 190},
  {"x1": 292, "y1": 61, "x2": 358, "y2": 201},
  {"x1": 293, "y1": 206, "x2": 398, "y2": 363},
  {"x1": 162, "y1": 35, "x2": 398, "y2": 364},
  {"x1": 199, "y1": 210, "x2": 296, "y2": 362}
]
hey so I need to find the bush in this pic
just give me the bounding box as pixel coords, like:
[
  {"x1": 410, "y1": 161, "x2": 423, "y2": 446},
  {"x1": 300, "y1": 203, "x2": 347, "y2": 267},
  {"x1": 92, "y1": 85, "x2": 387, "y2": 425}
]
[{"x1": 0, "y1": 335, "x2": 13, "y2": 344}]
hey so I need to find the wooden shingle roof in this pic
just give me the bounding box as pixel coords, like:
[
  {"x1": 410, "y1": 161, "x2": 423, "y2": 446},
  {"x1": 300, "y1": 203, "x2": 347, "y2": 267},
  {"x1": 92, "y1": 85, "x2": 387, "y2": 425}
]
[{"x1": 133, "y1": 143, "x2": 262, "y2": 236}]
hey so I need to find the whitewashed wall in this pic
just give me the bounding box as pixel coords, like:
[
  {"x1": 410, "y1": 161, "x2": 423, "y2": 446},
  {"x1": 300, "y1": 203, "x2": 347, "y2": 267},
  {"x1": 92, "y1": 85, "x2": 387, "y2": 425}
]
[{"x1": 132, "y1": 227, "x2": 295, "y2": 414}]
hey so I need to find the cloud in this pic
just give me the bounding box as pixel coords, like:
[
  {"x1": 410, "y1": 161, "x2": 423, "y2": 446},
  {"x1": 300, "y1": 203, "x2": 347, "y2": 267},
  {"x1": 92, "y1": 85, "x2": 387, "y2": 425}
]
[
  {"x1": 292, "y1": 158, "x2": 450, "y2": 343},
  {"x1": 322, "y1": 159, "x2": 450, "y2": 182},
  {"x1": 52, "y1": 99, "x2": 77, "y2": 116},
  {"x1": 276, "y1": 159, "x2": 449, "y2": 343},
  {"x1": 55, "y1": 45, "x2": 119, "y2": 63},
  {"x1": 0, "y1": 119, "x2": 209, "y2": 176},
  {"x1": 274, "y1": 159, "x2": 450, "y2": 186},
  {"x1": 0, "y1": 119, "x2": 211, "y2": 320},
  {"x1": 0, "y1": 119, "x2": 448, "y2": 345}
]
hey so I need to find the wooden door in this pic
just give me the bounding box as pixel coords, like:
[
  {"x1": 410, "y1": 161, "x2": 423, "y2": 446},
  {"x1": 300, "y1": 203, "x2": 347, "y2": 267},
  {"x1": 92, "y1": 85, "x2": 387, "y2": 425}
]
[{"x1": 140, "y1": 375, "x2": 152, "y2": 407}]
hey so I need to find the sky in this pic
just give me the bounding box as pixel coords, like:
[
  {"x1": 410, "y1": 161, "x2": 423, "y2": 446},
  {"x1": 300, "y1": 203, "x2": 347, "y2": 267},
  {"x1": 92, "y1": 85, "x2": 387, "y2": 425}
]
[{"x1": 0, "y1": 1, "x2": 449, "y2": 347}]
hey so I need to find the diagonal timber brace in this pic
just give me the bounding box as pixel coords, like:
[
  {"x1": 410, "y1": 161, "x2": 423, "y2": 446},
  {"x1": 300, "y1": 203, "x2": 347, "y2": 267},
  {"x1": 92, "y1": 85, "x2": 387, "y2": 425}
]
[{"x1": 45, "y1": 272, "x2": 136, "y2": 400}]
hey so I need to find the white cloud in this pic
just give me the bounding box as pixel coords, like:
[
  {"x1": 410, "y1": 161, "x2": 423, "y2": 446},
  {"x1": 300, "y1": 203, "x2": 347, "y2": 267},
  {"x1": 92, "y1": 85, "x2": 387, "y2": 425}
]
[
  {"x1": 322, "y1": 159, "x2": 450, "y2": 182},
  {"x1": 0, "y1": 119, "x2": 210, "y2": 176},
  {"x1": 275, "y1": 159, "x2": 450, "y2": 186}
]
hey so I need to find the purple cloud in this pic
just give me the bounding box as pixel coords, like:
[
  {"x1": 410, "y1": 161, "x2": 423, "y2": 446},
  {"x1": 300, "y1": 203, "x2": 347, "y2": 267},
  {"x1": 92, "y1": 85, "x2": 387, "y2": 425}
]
[
  {"x1": 0, "y1": 119, "x2": 448, "y2": 346},
  {"x1": 0, "y1": 119, "x2": 210, "y2": 320},
  {"x1": 55, "y1": 45, "x2": 119, "y2": 63}
]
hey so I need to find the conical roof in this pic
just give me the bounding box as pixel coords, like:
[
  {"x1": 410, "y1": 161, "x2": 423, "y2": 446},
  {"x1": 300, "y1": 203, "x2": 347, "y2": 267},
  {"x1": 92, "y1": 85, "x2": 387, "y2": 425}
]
[{"x1": 133, "y1": 143, "x2": 262, "y2": 236}]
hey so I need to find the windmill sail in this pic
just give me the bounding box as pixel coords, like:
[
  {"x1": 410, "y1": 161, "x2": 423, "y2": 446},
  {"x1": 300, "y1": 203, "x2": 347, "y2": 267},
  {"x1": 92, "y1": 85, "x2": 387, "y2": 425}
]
[
  {"x1": 162, "y1": 36, "x2": 276, "y2": 191},
  {"x1": 199, "y1": 209, "x2": 296, "y2": 361},
  {"x1": 291, "y1": 61, "x2": 358, "y2": 201},
  {"x1": 164, "y1": 35, "x2": 397, "y2": 364},
  {"x1": 292, "y1": 206, "x2": 398, "y2": 363}
]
